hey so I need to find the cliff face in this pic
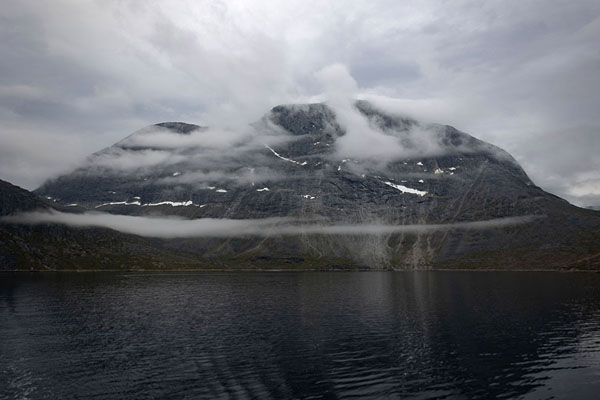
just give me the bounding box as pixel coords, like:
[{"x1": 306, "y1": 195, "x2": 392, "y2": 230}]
[{"x1": 2, "y1": 102, "x2": 598, "y2": 270}]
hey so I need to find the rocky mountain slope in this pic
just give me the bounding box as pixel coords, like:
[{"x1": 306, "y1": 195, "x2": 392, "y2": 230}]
[
  {"x1": 0, "y1": 179, "x2": 209, "y2": 271},
  {"x1": 2, "y1": 101, "x2": 599, "y2": 270}
]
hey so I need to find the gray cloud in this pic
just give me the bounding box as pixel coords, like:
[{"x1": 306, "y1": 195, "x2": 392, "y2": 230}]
[
  {"x1": 70, "y1": 118, "x2": 294, "y2": 189},
  {"x1": 1, "y1": 210, "x2": 538, "y2": 238},
  {"x1": 0, "y1": 1, "x2": 598, "y2": 206},
  {"x1": 315, "y1": 64, "x2": 410, "y2": 161},
  {"x1": 90, "y1": 148, "x2": 187, "y2": 171}
]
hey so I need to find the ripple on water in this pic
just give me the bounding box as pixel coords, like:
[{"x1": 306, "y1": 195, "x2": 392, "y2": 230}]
[{"x1": 1, "y1": 271, "x2": 600, "y2": 399}]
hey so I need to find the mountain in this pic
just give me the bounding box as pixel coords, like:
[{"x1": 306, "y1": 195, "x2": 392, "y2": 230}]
[
  {"x1": 3, "y1": 101, "x2": 600, "y2": 270},
  {"x1": 0, "y1": 179, "x2": 214, "y2": 271}
]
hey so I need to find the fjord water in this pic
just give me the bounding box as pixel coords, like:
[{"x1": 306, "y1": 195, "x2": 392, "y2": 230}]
[{"x1": 1, "y1": 272, "x2": 600, "y2": 399}]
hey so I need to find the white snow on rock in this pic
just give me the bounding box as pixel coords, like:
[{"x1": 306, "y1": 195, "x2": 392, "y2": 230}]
[
  {"x1": 416, "y1": 162, "x2": 423, "y2": 166},
  {"x1": 434, "y1": 168, "x2": 444, "y2": 174},
  {"x1": 265, "y1": 145, "x2": 307, "y2": 166},
  {"x1": 301, "y1": 194, "x2": 316, "y2": 199},
  {"x1": 256, "y1": 187, "x2": 269, "y2": 192},
  {"x1": 216, "y1": 189, "x2": 227, "y2": 193},
  {"x1": 418, "y1": 179, "x2": 424, "y2": 183},
  {"x1": 172, "y1": 171, "x2": 181, "y2": 176},
  {"x1": 383, "y1": 181, "x2": 427, "y2": 196},
  {"x1": 449, "y1": 167, "x2": 457, "y2": 171},
  {"x1": 96, "y1": 199, "x2": 199, "y2": 208},
  {"x1": 67, "y1": 203, "x2": 78, "y2": 207},
  {"x1": 133, "y1": 196, "x2": 141, "y2": 200},
  {"x1": 95, "y1": 200, "x2": 141, "y2": 208},
  {"x1": 144, "y1": 200, "x2": 193, "y2": 207}
]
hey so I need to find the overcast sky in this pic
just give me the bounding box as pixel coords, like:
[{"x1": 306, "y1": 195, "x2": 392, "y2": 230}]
[{"x1": 1, "y1": 0, "x2": 599, "y2": 206}]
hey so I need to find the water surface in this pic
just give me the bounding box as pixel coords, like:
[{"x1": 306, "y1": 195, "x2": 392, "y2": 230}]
[{"x1": 2, "y1": 272, "x2": 600, "y2": 399}]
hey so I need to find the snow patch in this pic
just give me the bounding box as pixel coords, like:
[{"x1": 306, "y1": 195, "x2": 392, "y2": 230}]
[
  {"x1": 418, "y1": 179, "x2": 424, "y2": 183},
  {"x1": 301, "y1": 194, "x2": 316, "y2": 200},
  {"x1": 216, "y1": 189, "x2": 227, "y2": 193},
  {"x1": 95, "y1": 201, "x2": 141, "y2": 208},
  {"x1": 383, "y1": 181, "x2": 427, "y2": 196},
  {"x1": 97, "y1": 199, "x2": 197, "y2": 208},
  {"x1": 256, "y1": 187, "x2": 269, "y2": 192},
  {"x1": 144, "y1": 201, "x2": 193, "y2": 207},
  {"x1": 416, "y1": 162, "x2": 423, "y2": 166},
  {"x1": 172, "y1": 171, "x2": 181, "y2": 176},
  {"x1": 66, "y1": 203, "x2": 78, "y2": 207},
  {"x1": 434, "y1": 168, "x2": 444, "y2": 174},
  {"x1": 265, "y1": 145, "x2": 307, "y2": 166}
]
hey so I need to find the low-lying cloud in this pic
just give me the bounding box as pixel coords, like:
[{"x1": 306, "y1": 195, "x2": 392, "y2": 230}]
[
  {"x1": 75, "y1": 118, "x2": 294, "y2": 186},
  {"x1": 1, "y1": 210, "x2": 539, "y2": 239},
  {"x1": 316, "y1": 64, "x2": 408, "y2": 161},
  {"x1": 90, "y1": 148, "x2": 188, "y2": 171},
  {"x1": 315, "y1": 64, "x2": 452, "y2": 162}
]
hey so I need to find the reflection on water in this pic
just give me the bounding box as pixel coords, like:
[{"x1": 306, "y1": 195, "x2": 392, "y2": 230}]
[{"x1": 1, "y1": 272, "x2": 600, "y2": 399}]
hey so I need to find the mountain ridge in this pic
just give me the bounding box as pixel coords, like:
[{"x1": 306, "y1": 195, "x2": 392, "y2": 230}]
[{"x1": 1, "y1": 101, "x2": 598, "y2": 270}]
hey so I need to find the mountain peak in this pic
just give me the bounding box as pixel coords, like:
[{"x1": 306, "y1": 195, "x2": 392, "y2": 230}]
[{"x1": 153, "y1": 122, "x2": 203, "y2": 134}]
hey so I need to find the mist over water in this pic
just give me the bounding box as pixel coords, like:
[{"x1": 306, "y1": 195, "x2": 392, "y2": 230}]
[
  {"x1": 2, "y1": 272, "x2": 600, "y2": 399},
  {"x1": 2, "y1": 211, "x2": 538, "y2": 239}
]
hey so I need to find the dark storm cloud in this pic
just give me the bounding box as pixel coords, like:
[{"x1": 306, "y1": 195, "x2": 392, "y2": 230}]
[{"x1": 0, "y1": 1, "x2": 599, "y2": 206}]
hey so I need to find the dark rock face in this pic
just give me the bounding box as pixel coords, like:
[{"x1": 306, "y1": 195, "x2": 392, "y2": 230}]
[
  {"x1": 4, "y1": 102, "x2": 599, "y2": 270},
  {"x1": 0, "y1": 180, "x2": 50, "y2": 216},
  {"x1": 153, "y1": 122, "x2": 203, "y2": 134}
]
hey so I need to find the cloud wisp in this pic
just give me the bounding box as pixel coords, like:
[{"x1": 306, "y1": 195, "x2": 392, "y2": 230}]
[
  {"x1": 316, "y1": 64, "x2": 408, "y2": 161},
  {"x1": 1, "y1": 210, "x2": 539, "y2": 239}
]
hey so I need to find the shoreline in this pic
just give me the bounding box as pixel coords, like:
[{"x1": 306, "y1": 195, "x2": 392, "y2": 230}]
[{"x1": 1, "y1": 268, "x2": 598, "y2": 273}]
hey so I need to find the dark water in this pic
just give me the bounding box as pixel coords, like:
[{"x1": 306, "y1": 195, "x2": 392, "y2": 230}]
[{"x1": 1, "y1": 272, "x2": 600, "y2": 399}]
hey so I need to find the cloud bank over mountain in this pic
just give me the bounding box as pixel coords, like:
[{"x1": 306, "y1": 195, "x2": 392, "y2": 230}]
[{"x1": 0, "y1": 0, "x2": 599, "y2": 206}]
